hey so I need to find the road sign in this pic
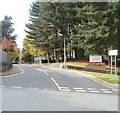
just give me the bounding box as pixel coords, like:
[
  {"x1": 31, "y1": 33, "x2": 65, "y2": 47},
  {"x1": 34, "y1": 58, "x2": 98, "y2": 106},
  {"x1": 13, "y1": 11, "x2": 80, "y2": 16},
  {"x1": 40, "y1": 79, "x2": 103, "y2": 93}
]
[
  {"x1": 109, "y1": 50, "x2": 118, "y2": 56},
  {"x1": 108, "y1": 50, "x2": 118, "y2": 76}
]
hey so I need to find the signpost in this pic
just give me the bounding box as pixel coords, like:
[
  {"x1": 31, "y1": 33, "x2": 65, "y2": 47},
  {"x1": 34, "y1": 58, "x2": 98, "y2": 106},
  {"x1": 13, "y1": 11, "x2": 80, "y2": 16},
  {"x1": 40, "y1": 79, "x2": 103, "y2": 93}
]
[
  {"x1": 90, "y1": 55, "x2": 102, "y2": 63},
  {"x1": 108, "y1": 50, "x2": 118, "y2": 76}
]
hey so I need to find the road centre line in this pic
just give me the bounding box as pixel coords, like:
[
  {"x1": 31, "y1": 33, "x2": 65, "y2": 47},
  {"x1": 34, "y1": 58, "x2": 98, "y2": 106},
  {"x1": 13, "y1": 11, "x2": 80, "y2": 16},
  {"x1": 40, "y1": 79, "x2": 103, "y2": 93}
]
[
  {"x1": 100, "y1": 89, "x2": 109, "y2": 91},
  {"x1": 87, "y1": 88, "x2": 97, "y2": 90},
  {"x1": 60, "y1": 89, "x2": 71, "y2": 92},
  {"x1": 75, "y1": 90, "x2": 86, "y2": 92},
  {"x1": 34, "y1": 68, "x2": 42, "y2": 71},
  {"x1": 89, "y1": 90, "x2": 100, "y2": 93},
  {"x1": 34, "y1": 68, "x2": 49, "y2": 75},
  {"x1": 74, "y1": 88, "x2": 83, "y2": 90},
  {"x1": 103, "y1": 91, "x2": 112, "y2": 94},
  {"x1": 0, "y1": 86, "x2": 5, "y2": 88},
  {"x1": 51, "y1": 78, "x2": 61, "y2": 90},
  {"x1": 27, "y1": 87, "x2": 39, "y2": 90},
  {"x1": 43, "y1": 71, "x2": 49, "y2": 75},
  {"x1": 11, "y1": 86, "x2": 23, "y2": 89},
  {"x1": 112, "y1": 89, "x2": 119, "y2": 92},
  {"x1": 60, "y1": 87, "x2": 69, "y2": 89}
]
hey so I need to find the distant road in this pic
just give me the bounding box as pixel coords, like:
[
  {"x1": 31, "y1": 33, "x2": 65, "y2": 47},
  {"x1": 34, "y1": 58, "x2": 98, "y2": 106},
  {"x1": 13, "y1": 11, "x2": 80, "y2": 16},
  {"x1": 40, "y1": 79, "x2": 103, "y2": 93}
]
[{"x1": 1, "y1": 64, "x2": 119, "y2": 111}]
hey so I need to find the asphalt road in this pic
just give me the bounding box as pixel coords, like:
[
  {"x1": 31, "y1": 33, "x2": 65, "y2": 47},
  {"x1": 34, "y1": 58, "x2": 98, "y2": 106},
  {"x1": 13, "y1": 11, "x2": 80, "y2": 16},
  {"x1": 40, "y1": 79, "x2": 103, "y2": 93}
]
[{"x1": 1, "y1": 64, "x2": 119, "y2": 111}]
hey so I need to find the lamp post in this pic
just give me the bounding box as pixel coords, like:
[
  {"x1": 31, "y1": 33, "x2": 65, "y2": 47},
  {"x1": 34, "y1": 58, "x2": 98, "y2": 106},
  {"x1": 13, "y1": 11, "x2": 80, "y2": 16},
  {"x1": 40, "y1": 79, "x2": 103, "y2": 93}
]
[
  {"x1": 63, "y1": 35, "x2": 67, "y2": 69},
  {"x1": 58, "y1": 32, "x2": 67, "y2": 69}
]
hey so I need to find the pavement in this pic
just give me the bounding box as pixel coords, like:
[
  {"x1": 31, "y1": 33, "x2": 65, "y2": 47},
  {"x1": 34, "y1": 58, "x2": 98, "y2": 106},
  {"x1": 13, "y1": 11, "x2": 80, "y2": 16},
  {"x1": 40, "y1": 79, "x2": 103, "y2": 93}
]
[{"x1": 0, "y1": 64, "x2": 24, "y2": 77}]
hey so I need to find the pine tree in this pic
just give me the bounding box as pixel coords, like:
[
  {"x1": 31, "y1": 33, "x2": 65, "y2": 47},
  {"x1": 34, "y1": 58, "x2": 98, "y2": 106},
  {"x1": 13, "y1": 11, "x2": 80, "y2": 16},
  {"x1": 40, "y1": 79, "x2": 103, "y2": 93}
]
[
  {"x1": 2, "y1": 16, "x2": 17, "y2": 42},
  {"x1": 74, "y1": 2, "x2": 120, "y2": 56}
]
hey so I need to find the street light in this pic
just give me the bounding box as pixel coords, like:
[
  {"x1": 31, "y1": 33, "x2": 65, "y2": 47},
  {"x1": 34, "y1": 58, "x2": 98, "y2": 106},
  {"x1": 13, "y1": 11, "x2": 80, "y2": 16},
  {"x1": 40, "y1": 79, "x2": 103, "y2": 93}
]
[
  {"x1": 63, "y1": 35, "x2": 67, "y2": 69},
  {"x1": 58, "y1": 32, "x2": 67, "y2": 69}
]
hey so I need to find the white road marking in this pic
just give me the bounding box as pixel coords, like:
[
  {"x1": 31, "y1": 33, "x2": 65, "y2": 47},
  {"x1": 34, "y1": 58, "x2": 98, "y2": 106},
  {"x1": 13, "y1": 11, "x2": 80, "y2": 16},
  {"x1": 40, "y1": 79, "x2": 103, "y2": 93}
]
[
  {"x1": 100, "y1": 89, "x2": 109, "y2": 91},
  {"x1": 27, "y1": 87, "x2": 39, "y2": 90},
  {"x1": 0, "y1": 86, "x2": 5, "y2": 88},
  {"x1": 103, "y1": 91, "x2": 112, "y2": 94},
  {"x1": 11, "y1": 86, "x2": 22, "y2": 89},
  {"x1": 60, "y1": 87, "x2": 71, "y2": 91},
  {"x1": 88, "y1": 88, "x2": 97, "y2": 90},
  {"x1": 89, "y1": 90, "x2": 100, "y2": 93},
  {"x1": 60, "y1": 87, "x2": 69, "y2": 89},
  {"x1": 43, "y1": 71, "x2": 49, "y2": 75},
  {"x1": 51, "y1": 78, "x2": 61, "y2": 90},
  {"x1": 42, "y1": 66, "x2": 47, "y2": 67},
  {"x1": 43, "y1": 88, "x2": 54, "y2": 91},
  {"x1": 74, "y1": 88, "x2": 84, "y2": 90},
  {"x1": 112, "y1": 89, "x2": 118, "y2": 92},
  {"x1": 75, "y1": 90, "x2": 86, "y2": 92},
  {"x1": 50, "y1": 68, "x2": 56, "y2": 69},
  {"x1": 34, "y1": 68, "x2": 42, "y2": 71},
  {"x1": 34, "y1": 68, "x2": 49, "y2": 75},
  {"x1": 60, "y1": 89, "x2": 71, "y2": 92},
  {"x1": 51, "y1": 78, "x2": 71, "y2": 91}
]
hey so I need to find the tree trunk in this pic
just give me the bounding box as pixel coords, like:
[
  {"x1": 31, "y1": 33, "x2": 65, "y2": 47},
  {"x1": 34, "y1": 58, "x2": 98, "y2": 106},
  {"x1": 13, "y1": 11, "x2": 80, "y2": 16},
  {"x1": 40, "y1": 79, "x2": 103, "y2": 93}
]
[
  {"x1": 47, "y1": 52, "x2": 50, "y2": 63},
  {"x1": 55, "y1": 51, "x2": 59, "y2": 63}
]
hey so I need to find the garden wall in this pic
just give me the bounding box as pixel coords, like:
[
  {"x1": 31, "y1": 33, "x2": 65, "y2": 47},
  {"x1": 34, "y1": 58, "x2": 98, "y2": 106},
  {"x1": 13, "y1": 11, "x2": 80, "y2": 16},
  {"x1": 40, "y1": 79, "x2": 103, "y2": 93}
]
[
  {"x1": 0, "y1": 51, "x2": 12, "y2": 72},
  {"x1": 67, "y1": 65, "x2": 120, "y2": 75}
]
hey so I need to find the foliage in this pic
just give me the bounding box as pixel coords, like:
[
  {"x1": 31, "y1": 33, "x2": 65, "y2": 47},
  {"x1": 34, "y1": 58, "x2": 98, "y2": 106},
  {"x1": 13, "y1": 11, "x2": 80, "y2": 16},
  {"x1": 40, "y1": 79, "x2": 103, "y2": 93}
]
[
  {"x1": 74, "y1": 3, "x2": 120, "y2": 56},
  {"x1": 1, "y1": 16, "x2": 17, "y2": 41},
  {"x1": 0, "y1": 37, "x2": 13, "y2": 51},
  {"x1": 23, "y1": 37, "x2": 45, "y2": 57},
  {"x1": 8, "y1": 45, "x2": 20, "y2": 61},
  {"x1": 22, "y1": 51, "x2": 33, "y2": 63},
  {"x1": 25, "y1": 2, "x2": 120, "y2": 61}
]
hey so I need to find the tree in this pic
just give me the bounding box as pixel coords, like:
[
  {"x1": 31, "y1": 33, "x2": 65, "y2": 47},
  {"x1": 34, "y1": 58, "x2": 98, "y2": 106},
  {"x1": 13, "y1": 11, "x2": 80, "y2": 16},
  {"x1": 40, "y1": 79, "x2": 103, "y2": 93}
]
[
  {"x1": 74, "y1": 3, "x2": 120, "y2": 56},
  {"x1": 2, "y1": 16, "x2": 17, "y2": 42},
  {"x1": 25, "y1": 2, "x2": 120, "y2": 61},
  {"x1": 8, "y1": 45, "x2": 20, "y2": 61},
  {"x1": 0, "y1": 36, "x2": 13, "y2": 52},
  {"x1": 25, "y1": 2, "x2": 55, "y2": 63},
  {"x1": 23, "y1": 37, "x2": 45, "y2": 57},
  {"x1": 25, "y1": 2, "x2": 82, "y2": 62},
  {"x1": 0, "y1": 16, "x2": 19, "y2": 61}
]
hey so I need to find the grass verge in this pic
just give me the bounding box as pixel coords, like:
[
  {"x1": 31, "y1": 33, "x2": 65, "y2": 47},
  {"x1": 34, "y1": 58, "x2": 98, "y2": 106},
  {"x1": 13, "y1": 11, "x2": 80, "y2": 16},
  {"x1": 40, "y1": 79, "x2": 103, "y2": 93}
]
[{"x1": 68, "y1": 69, "x2": 120, "y2": 84}]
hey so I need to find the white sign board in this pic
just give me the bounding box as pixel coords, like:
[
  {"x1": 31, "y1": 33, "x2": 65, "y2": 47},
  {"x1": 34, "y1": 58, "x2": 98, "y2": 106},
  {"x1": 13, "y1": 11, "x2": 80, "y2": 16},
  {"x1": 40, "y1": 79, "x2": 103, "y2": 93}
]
[
  {"x1": 90, "y1": 55, "x2": 102, "y2": 62},
  {"x1": 109, "y1": 50, "x2": 118, "y2": 56}
]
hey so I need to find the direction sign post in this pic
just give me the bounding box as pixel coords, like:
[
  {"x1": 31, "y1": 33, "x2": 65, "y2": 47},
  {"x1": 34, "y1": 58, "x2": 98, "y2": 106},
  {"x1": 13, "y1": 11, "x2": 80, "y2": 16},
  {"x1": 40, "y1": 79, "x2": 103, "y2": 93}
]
[
  {"x1": 115, "y1": 55, "x2": 117, "y2": 76},
  {"x1": 111, "y1": 56, "x2": 112, "y2": 75},
  {"x1": 108, "y1": 50, "x2": 118, "y2": 77}
]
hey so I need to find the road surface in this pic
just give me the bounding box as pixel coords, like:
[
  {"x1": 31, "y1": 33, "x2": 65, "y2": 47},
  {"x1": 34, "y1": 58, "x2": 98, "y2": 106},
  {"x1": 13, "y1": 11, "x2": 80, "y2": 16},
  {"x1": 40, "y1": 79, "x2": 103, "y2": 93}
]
[{"x1": 1, "y1": 64, "x2": 119, "y2": 111}]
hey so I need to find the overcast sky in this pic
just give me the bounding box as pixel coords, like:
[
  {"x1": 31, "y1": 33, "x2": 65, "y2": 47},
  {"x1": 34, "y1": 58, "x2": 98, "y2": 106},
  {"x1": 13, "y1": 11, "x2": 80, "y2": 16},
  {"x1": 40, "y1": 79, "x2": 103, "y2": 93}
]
[{"x1": 0, "y1": 0, "x2": 35, "y2": 49}]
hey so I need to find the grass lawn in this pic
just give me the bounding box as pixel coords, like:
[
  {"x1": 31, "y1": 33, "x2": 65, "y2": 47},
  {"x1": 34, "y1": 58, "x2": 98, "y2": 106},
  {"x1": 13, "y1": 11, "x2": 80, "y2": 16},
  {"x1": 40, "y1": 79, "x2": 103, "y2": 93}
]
[
  {"x1": 66, "y1": 62, "x2": 120, "y2": 84},
  {"x1": 80, "y1": 71, "x2": 120, "y2": 84},
  {"x1": 68, "y1": 69, "x2": 120, "y2": 84}
]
